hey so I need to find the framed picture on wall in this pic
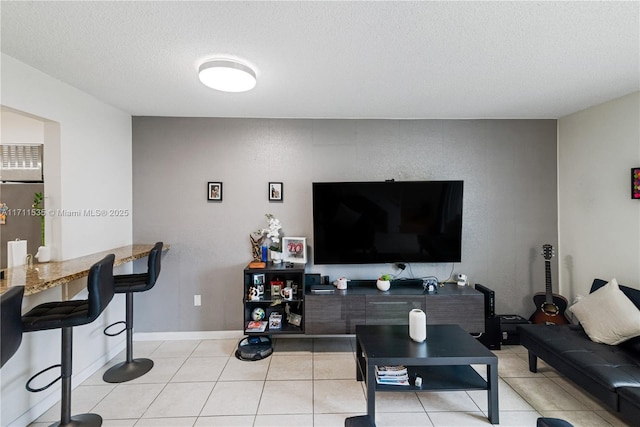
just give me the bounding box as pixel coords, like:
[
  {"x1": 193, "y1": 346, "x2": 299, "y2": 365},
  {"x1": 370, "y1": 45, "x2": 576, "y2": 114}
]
[
  {"x1": 268, "y1": 182, "x2": 283, "y2": 202},
  {"x1": 282, "y1": 237, "x2": 307, "y2": 264},
  {"x1": 632, "y1": 167, "x2": 640, "y2": 200},
  {"x1": 207, "y1": 182, "x2": 223, "y2": 201}
]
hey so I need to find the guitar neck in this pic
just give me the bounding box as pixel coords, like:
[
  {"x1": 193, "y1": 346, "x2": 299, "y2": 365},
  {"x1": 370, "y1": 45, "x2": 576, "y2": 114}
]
[{"x1": 545, "y1": 260, "x2": 553, "y2": 303}]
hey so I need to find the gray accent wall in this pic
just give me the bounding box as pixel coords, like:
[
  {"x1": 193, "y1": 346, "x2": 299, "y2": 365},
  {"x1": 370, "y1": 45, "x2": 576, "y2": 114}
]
[{"x1": 132, "y1": 118, "x2": 557, "y2": 332}]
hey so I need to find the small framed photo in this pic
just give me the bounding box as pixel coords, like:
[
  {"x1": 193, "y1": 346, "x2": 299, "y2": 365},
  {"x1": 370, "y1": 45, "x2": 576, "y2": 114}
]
[
  {"x1": 207, "y1": 182, "x2": 223, "y2": 201},
  {"x1": 253, "y1": 273, "x2": 265, "y2": 286},
  {"x1": 268, "y1": 182, "x2": 283, "y2": 202},
  {"x1": 632, "y1": 167, "x2": 640, "y2": 200},
  {"x1": 286, "y1": 280, "x2": 299, "y2": 296},
  {"x1": 282, "y1": 237, "x2": 307, "y2": 264},
  {"x1": 270, "y1": 282, "x2": 283, "y2": 299}
]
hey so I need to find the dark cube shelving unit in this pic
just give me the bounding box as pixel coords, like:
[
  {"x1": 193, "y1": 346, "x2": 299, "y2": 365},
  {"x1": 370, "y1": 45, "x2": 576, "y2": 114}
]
[{"x1": 243, "y1": 263, "x2": 305, "y2": 335}]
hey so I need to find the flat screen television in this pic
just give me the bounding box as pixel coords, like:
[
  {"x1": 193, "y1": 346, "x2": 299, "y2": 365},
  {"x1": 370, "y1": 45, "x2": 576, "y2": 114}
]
[{"x1": 312, "y1": 180, "x2": 463, "y2": 264}]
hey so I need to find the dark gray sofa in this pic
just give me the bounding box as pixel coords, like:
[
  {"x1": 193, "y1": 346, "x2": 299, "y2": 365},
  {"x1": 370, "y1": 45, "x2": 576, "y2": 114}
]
[{"x1": 518, "y1": 279, "x2": 640, "y2": 425}]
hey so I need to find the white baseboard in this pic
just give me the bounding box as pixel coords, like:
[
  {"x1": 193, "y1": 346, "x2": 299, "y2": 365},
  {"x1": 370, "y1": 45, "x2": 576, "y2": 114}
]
[
  {"x1": 133, "y1": 330, "x2": 245, "y2": 341},
  {"x1": 133, "y1": 331, "x2": 355, "y2": 341}
]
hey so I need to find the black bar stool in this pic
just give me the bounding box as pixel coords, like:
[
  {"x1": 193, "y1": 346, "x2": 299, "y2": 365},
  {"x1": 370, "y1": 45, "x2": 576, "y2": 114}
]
[
  {"x1": 1, "y1": 286, "x2": 25, "y2": 367},
  {"x1": 103, "y1": 242, "x2": 163, "y2": 383},
  {"x1": 22, "y1": 254, "x2": 115, "y2": 427}
]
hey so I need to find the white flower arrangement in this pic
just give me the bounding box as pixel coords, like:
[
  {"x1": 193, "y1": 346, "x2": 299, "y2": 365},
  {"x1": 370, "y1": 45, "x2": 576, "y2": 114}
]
[{"x1": 260, "y1": 213, "x2": 282, "y2": 251}]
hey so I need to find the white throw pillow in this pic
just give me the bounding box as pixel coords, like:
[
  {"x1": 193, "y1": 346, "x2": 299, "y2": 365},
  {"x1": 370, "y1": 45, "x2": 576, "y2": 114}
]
[{"x1": 569, "y1": 278, "x2": 640, "y2": 345}]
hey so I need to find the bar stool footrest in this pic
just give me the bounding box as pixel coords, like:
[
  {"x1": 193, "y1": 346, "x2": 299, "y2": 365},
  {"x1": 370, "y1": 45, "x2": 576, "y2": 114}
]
[
  {"x1": 103, "y1": 321, "x2": 126, "y2": 337},
  {"x1": 26, "y1": 364, "x2": 61, "y2": 393},
  {"x1": 102, "y1": 358, "x2": 154, "y2": 383}
]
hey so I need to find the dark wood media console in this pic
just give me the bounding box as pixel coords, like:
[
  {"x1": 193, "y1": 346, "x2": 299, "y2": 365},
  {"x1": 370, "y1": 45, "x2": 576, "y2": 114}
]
[{"x1": 305, "y1": 280, "x2": 484, "y2": 335}]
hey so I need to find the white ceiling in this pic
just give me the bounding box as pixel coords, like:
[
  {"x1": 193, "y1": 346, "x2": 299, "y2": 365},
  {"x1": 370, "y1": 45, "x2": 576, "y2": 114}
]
[{"x1": 1, "y1": 1, "x2": 638, "y2": 119}]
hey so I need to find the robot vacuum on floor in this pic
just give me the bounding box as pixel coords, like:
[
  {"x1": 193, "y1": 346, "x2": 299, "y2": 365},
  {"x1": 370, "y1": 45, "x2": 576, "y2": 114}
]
[{"x1": 235, "y1": 335, "x2": 273, "y2": 361}]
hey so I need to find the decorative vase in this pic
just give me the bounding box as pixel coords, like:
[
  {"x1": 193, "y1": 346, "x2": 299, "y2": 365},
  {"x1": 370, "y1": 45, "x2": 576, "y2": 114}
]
[
  {"x1": 409, "y1": 309, "x2": 427, "y2": 342},
  {"x1": 376, "y1": 279, "x2": 390, "y2": 291},
  {"x1": 270, "y1": 250, "x2": 283, "y2": 264}
]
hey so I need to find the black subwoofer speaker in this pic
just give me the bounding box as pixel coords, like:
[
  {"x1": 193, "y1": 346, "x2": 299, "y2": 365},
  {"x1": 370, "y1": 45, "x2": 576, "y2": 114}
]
[
  {"x1": 478, "y1": 316, "x2": 501, "y2": 350},
  {"x1": 474, "y1": 284, "x2": 501, "y2": 350}
]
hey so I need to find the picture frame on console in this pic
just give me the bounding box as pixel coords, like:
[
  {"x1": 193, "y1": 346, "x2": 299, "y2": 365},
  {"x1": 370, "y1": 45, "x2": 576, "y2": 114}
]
[
  {"x1": 207, "y1": 182, "x2": 223, "y2": 201},
  {"x1": 282, "y1": 237, "x2": 307, "y2": 264},
  {"x1": 632, "y1": 167, "x2": 639, "y2": 199}
]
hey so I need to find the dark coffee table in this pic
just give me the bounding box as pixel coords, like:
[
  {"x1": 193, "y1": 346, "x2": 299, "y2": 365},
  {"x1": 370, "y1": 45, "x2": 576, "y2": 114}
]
[{"x1": 353, "y1": 324, "x2": 499, "y2": 426}]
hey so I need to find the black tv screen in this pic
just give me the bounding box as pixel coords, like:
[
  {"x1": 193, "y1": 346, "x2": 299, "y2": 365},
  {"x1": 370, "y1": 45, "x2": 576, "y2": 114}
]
[{"x1": 312, "y1": 180, "x2": 463, "y2": 264}]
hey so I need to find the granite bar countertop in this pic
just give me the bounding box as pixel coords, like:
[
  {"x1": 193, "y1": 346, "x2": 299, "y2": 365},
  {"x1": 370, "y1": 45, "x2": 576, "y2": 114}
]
[{"x1": 0, "y1": 244, "x2": 169, "y2": 296}]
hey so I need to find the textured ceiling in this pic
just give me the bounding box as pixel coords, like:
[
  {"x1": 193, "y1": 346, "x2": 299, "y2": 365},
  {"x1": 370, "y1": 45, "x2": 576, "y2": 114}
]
[{"x1": 1, "y1": 1, "x2": 638, "y2": 119}]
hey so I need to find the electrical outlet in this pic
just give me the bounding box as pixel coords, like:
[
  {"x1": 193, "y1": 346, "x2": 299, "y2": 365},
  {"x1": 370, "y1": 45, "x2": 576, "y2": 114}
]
[{"x1": 194, "y1": 295, "x2": 201, "y2": 306}]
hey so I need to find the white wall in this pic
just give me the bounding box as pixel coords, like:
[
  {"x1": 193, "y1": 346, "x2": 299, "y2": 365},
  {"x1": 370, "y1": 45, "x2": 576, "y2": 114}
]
[
  {"x1": 558, "y1": 92, "x2": 640, "y2": 299},
  {"x1": 1, "y1": 54, "x2": 133, "y2": 259},
  {"x1": 1, "y1": 108, "x2": 44, "y2": 142},
  {"x1": 1, "y1": 54, "x2": 133, "y2": 426}
]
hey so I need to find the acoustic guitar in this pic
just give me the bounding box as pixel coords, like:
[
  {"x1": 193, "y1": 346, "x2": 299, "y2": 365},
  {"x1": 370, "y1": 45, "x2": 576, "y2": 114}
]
[{"x1": 529, "y1": 244, "x2": 569, "y2": 325}]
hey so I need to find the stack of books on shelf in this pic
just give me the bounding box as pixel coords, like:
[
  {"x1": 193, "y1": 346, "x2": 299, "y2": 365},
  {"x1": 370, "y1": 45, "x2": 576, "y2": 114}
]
[
  {"x1": 245, "y1": 320, "x2": 267, "y2": 333},
  {"x1": 375, "y1": 365, "x2": 409, "y2": 386}
]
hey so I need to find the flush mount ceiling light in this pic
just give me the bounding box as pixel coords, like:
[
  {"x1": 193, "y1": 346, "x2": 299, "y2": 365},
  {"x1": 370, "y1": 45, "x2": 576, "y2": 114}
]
[{"x1": 198, "y1": 59, "x2": 257, "y2": 92}]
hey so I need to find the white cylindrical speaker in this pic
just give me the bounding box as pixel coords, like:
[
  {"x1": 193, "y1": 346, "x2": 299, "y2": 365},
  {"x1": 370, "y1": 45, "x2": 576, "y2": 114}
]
[{"x1": 409, "y1": 309, "x2": 427, "y2": 342}]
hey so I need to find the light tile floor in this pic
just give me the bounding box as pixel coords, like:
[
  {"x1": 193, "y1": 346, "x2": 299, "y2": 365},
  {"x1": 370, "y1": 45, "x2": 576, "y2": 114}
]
[{"x1": 29, "y1": 337, "x2": 632, "y2": 427}]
